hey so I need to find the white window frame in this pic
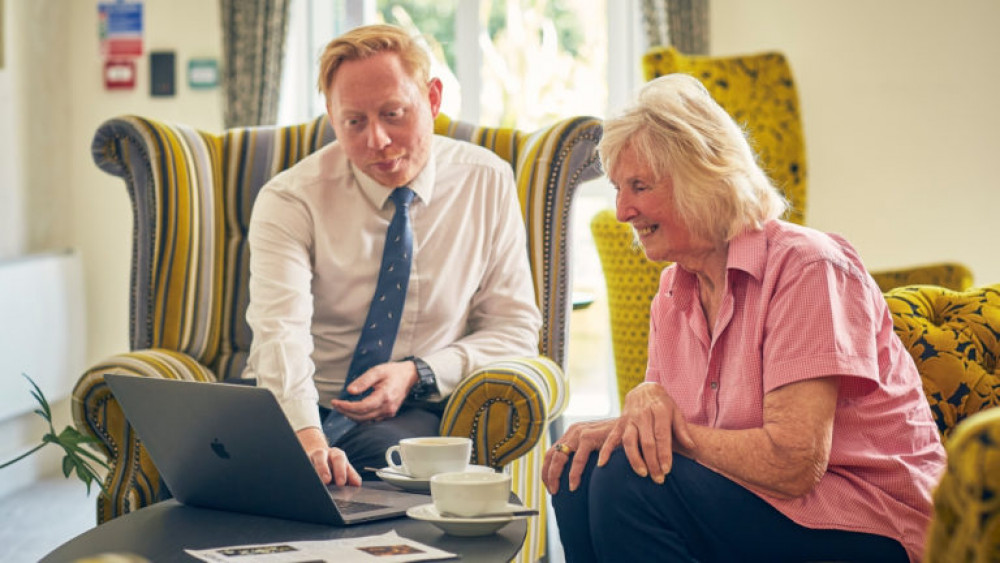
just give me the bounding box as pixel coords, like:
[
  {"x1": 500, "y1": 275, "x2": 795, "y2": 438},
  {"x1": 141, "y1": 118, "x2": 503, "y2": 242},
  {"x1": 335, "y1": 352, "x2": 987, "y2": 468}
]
[{"x1": 279, "y1": 0, "x2": 644, "y2": 125}]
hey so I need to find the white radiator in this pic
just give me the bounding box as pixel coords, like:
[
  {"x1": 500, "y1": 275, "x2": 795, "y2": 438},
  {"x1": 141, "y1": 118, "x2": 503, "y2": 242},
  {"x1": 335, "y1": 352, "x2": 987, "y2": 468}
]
[{"x1": 0, "y1": 251, "x2": 85, "y2": 422}]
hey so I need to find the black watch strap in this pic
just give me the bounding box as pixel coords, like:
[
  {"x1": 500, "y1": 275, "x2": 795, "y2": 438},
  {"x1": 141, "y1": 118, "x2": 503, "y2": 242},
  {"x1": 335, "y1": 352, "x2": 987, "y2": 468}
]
[{"x1": 405, "y1": 356, "x2": 437, "y2": 400}]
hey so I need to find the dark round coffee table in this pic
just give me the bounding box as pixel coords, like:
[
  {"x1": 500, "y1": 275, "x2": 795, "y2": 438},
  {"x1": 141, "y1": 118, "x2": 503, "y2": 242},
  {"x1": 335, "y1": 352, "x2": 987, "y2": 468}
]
[{"x1": 42, "y1": 498, "x2": 528, "y2": 562}]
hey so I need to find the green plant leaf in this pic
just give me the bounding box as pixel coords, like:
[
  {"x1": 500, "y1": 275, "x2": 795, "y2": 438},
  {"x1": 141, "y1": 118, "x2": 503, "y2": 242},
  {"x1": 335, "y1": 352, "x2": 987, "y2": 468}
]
[
  {"x1": 23, "y1": 373, "x2": 52, "y2": 421},
  {"x1": 55, "y1": 426, "x2": 95, "y2": 448},
  {"x1": 62, "y1": 455, "x2": 74, "y2": 479},
  {"x1": 1, "y1": 373, "x2": 110, "y2": 495}
]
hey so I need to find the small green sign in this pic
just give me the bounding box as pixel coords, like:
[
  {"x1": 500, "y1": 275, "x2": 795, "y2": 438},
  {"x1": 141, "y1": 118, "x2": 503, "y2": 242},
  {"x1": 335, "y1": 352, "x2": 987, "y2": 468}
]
[{"x1": 188, "y1": 58, "x2": 219, "y2": 89}]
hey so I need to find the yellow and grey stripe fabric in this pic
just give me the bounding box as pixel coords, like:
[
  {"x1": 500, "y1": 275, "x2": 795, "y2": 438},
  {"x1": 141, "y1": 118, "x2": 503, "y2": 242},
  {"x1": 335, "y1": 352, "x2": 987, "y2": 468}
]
[
  {"x1": 441, "y1": 356, "x2": 565, "y2": 467},
  {"x1": 439, "y1": 355, "x2": 566, "y2": 563},
  {"x1": 217, "y1": 115, "x2": 335, "y2": 380},
  {"x1": 434, "y1": 113, "x2": 604, "y2": 369},
  {"x1": 92, "y1": 117, "x2": 226, "y2": 363},
  {"x1": 79, "y1": 114, "x2": 600, "y2": 563},
  {"x1": 90, "y1": 115, "x2": 335, "y2": 381},
  {"x1": 71, "y1": 348, "x2": 216, "y2": 524}
]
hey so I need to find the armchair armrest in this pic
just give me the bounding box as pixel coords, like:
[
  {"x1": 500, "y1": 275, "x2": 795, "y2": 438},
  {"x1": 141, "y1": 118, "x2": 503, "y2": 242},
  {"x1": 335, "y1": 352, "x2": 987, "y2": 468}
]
[
  {"x1": 870, "y1": 262, "x2": 974, "y2": 292},
  {"x1": 71, "y1": 348, "x2": 217, "y2": 524},
  {"x1": 439, "y1": 356, "x2": 567, "y2": 469}
]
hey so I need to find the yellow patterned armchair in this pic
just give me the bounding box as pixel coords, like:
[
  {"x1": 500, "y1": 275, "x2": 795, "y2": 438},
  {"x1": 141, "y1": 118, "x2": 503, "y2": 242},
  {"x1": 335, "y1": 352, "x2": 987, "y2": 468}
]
[
  {"x1": 593, "y1": 45, "x2": 975, "y2": 405},
  {"x1": 74, "y1": 113, "x2": 602, "y2": 562},
  {"x1": 640, "y1": 45, "x2": 973, "y2": 293}
]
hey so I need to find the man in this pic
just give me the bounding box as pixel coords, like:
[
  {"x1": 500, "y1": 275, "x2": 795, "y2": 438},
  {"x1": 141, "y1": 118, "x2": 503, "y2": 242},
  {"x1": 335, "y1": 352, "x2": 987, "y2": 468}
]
[{"x1": 243, "y1": 24, "x2": 541, "y2": 487}]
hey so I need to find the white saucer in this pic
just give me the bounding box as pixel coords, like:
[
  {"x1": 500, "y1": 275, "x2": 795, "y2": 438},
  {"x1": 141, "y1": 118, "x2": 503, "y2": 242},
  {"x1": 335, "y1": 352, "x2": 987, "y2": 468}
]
[
  {"x1": 375, "y1": 464, "x2": 495, "y2": 492},
  {"x1": 406, "y1": 503, "x2": 530, "y2": 537}
]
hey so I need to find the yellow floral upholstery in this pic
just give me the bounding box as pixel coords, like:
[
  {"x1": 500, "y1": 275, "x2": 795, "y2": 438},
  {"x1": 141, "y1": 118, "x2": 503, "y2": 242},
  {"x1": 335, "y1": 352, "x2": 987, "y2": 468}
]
[
  {"x1": 639, "y1": 45, "x2": 973, "y2": 292},
  {"x1": 926, "y1": 406, "x2": 1000, "y2": 562},
  {"x1": 643, "y1": 46, "x2": 807, "y2": 225},
  {"x1": 590, "y1": 210, "x2": 666, "y2": 408},
  {"x1": 884, "y1": 284, "x2": 1000, "y2": 439},
  {"x1": 871, "y1": 263, "x2": 974, "y2": 294}
]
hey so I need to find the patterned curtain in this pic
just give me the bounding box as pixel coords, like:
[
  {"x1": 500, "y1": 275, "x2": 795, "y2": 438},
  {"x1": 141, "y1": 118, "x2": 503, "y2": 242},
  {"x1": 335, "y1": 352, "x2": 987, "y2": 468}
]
[
  {"x1": 219, "y1": 0, "x2": 290, "y2": 127},
  {"x1": 641, "y1": 0, "x2": 710, "y2": 55}
]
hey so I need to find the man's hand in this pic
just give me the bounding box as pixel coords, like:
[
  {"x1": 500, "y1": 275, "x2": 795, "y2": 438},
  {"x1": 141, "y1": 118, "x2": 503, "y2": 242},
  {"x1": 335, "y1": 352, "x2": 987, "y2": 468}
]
[
  {"x1": 542, "y1": 418, "x2": 617, "y2": 495},
  {"x1": 328, "y1": 360, "x2": 418, "y2": 422},
  {"x1": 597, "y1": 382, "x2": 695, "y2": 484},
  {"x1": 297, "y1": 427, "x2": 362, "y2": 486}
]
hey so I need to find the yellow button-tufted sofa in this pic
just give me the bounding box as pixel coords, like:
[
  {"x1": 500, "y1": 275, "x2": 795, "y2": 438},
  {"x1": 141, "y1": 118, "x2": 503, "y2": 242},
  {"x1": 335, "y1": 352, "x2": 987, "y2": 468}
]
[{"x1": 74, "y1": 112, "x2": 602, "y2": 562}]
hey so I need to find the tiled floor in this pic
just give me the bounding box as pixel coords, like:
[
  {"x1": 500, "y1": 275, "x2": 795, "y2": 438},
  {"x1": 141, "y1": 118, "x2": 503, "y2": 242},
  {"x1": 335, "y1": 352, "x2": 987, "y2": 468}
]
[{"x1": 0, "y1": 477, "x2": 96, "y2": 562}]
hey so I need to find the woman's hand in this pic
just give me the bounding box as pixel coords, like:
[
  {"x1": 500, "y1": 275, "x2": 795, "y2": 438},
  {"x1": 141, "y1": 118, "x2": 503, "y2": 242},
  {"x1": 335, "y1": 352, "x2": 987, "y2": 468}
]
[
  {"x1": 597, "y1": 382, "x2": 695, "y2": 484},
  {"x1": 542, "y1": 418, "x2": 617, "y2": 494}
]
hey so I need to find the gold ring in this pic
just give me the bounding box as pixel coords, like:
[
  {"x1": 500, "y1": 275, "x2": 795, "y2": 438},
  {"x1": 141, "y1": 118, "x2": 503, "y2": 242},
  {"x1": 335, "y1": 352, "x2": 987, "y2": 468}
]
[{"x1": 554, "y1": 443, "x2": 573, "y2": 455}]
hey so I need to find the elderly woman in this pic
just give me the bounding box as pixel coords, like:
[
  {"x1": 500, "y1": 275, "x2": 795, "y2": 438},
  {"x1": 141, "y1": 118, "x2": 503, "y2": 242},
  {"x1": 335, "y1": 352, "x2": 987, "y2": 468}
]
[{"x1": 543, "y1": 74, "x2": 945, "y2": 562}]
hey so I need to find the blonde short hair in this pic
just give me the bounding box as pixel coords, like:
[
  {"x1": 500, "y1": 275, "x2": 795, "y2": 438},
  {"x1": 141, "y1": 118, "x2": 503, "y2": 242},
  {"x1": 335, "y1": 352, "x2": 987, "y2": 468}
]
[
  {"x1": 599, "y1": 73, "x2": 788, "y2": 243},
  {"x1": 317, "y1": 24, "x2": 430, "y2": 98}
]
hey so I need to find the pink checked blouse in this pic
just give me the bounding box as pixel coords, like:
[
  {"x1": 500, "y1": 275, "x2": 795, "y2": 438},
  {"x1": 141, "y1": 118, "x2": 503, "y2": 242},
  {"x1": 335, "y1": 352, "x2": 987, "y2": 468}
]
[{"x1": 646, "y1": 220, "x2": 945, "y2": 562}]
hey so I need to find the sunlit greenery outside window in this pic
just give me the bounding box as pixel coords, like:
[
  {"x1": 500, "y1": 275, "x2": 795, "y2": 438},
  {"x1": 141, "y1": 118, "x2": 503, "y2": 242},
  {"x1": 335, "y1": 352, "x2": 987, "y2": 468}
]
[{"x1": 378, "y1": 0, "x2": 607, "y2": 130}]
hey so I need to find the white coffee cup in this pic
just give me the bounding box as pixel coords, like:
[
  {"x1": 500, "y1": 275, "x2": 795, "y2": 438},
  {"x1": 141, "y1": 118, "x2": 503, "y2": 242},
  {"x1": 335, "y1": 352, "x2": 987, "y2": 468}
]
[
  {"x1": 430, "y1": 470, "x2": 512, "y2": 517},
  {"x1": 384, "y1": 436, "x2": 472, "y2": 479}
]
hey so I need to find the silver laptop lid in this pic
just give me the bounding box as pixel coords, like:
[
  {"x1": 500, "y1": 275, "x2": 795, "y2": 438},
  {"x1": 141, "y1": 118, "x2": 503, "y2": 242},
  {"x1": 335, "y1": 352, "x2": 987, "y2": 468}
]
[{"x1": 103, "y1": 374, "x2": 426, "y2": 525}]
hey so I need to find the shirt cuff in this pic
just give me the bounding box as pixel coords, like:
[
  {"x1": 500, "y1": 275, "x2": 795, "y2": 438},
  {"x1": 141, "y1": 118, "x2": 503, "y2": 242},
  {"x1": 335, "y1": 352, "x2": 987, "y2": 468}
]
[{"x1": 281, "y1": 397, "x2": 323, "y2": 432}]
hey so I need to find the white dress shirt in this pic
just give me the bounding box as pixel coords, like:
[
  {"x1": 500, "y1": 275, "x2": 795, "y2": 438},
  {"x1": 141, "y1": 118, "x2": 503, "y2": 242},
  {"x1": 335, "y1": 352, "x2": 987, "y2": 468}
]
[{"x1": 244, "y1": 135, "x2": 542, "y2": 432}]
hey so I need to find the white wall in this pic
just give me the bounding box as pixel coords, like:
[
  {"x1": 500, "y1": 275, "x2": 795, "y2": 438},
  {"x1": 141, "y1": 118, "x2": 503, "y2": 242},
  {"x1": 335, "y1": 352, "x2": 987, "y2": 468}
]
[
  {"x1": 3, "y1": 0, "x2": 999, "y2": 492},
  {"x1": 711, "y1": 0, "x2": 1000, "y2": 284},
  {"x1": 0, "y1": 0, "x2": 223, "y2": 494},
  {"x1": 68, "y1": 0, "x2": 224, "y2": 371}
]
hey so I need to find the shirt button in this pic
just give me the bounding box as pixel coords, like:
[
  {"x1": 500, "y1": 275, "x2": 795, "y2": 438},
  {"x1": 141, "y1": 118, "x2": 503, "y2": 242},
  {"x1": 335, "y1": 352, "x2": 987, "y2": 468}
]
[{"x1": 710, "y1": 381, "x2": 718, "y2": 390}]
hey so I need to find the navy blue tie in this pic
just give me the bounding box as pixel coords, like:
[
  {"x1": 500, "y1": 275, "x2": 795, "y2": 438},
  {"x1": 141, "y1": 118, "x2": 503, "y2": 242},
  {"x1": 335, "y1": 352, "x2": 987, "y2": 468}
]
[{"x1": 323, "y1": 187, "x2": 415, "y2": 444}]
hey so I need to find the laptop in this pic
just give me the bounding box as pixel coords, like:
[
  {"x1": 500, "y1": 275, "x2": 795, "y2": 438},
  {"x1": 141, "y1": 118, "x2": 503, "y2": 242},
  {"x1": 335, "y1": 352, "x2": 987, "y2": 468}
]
[{"x1": 104, "y1": 373, "x2": 429, "y2": 525}]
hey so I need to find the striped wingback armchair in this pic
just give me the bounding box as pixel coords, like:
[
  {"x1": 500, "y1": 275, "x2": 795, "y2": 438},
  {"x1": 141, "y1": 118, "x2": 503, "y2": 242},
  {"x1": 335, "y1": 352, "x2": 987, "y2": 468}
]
[{"x1": 74, "y1": 112, "x2": 602, "y2": 562}]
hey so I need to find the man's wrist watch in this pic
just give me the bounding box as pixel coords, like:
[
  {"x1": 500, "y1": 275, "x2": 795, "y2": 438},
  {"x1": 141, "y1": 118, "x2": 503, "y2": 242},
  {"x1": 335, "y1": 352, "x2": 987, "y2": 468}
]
[{"x1": 405, "y1": 356, "x2": 437, "y2": 400}]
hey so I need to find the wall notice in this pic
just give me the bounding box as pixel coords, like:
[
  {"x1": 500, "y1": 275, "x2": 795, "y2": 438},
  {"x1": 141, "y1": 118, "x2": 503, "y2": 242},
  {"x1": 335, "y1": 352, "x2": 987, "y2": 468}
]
[{"x1": 99, "y1": 1, "x2": 143, "y2": 58}]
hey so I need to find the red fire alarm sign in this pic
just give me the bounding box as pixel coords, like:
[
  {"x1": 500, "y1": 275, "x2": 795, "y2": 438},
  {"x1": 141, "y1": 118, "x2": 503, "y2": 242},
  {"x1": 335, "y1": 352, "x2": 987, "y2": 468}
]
[{"x1": 104, "y1": 59, "x2": 136, "y2": 90}]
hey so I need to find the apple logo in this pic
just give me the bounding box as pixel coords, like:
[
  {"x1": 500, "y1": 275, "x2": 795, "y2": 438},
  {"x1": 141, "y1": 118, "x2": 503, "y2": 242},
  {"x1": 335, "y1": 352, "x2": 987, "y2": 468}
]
[{"x1": 210, "y1": 438, "x2": 231, "y2": 459}]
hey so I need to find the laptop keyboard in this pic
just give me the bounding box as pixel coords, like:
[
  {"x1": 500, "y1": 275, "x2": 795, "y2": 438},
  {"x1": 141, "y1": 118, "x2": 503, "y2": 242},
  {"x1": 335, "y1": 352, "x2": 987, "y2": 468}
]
[{"x1": 334, "y1": 499, "x2": 391, "y2": 515}]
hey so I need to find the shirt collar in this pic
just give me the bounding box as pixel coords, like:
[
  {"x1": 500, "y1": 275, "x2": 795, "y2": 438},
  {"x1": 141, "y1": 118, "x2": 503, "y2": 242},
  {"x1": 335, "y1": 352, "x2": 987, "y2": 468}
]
[
  {"x1": 665, "y1": 221, "x2": 771, "y2": 299},
  {"x1": 349, "y1": 140, "x2": 437, "y2": 209},
  {"x1": 726, "y1": 223, "x2": 770, "y2": 283}
]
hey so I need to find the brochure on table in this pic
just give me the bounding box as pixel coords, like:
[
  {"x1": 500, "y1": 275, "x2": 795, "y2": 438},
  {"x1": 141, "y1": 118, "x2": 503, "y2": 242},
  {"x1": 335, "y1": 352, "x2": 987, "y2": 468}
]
[{"x1": 185, "y1": 531, "x2": 457, "y2": 562}]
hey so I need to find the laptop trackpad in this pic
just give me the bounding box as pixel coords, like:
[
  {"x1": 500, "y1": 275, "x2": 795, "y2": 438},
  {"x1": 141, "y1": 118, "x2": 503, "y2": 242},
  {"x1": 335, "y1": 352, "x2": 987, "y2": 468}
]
[{"x1": 328, "y1": 485, "x2": 427, "y2": 514}]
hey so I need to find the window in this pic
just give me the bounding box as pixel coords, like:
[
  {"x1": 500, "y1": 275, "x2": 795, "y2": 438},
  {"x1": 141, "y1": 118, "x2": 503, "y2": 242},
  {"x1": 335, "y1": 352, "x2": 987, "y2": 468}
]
[{"x1": 279, "y1": 0, "x2": 644, "y2": 420}]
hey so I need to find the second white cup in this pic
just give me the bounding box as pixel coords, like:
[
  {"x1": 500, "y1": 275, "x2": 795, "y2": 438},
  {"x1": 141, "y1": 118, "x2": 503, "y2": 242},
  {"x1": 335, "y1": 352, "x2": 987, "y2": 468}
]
[
  {"x1": 384, "y1": 436, "x2": 472, "y2": 479},
  {"x1": 430, "y1": 470, "x2": 512, "y2": 517}
]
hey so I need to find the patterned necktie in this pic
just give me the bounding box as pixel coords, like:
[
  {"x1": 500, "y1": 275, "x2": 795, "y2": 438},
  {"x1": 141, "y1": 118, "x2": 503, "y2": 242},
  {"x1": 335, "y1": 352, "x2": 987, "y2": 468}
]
[{"x1": 323, "y1": 187, "x2": 415, "y2": 444}]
